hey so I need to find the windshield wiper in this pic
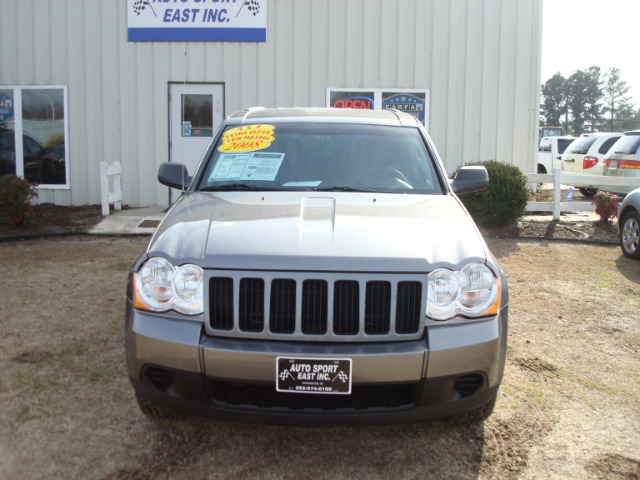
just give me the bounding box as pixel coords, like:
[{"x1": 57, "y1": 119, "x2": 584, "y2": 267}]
[
  {"x1": 200, "y1": 184, "x2": 281, "y2": 192},
  {"x1": 311, "y1": 186, "x2": 378, "y2": 192}
]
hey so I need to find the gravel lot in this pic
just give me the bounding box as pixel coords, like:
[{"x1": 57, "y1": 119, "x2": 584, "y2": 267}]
[{"x1": 0, "y1": 236, "x2": 638, "y2": 479}]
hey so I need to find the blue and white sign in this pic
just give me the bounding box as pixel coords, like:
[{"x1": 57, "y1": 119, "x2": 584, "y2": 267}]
[
  {"x1": 127, "y1": 0, "x2": 267, "y2": 42},
  {"x1": 0, "y1": 94, "x2": 14, "y2": 123},
  {"x1": 382, "y1": 93, "x2": 426, "y2": 125},
  {"x1": 566, "y1": 187, "x2": 574, "y2": 202}
]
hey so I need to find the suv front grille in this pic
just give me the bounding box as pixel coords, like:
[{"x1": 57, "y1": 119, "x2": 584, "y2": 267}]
[{"x1": 207, "y1": 271, "x2": 426, "y2": 342}]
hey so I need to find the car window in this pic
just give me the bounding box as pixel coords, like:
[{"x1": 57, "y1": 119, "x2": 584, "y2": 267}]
[
  {"x1": 198, "y1": 122, "x2": 444, "y2": 194},
  {"x1": 612, "y1": 134, "x2": 640, "y2": 155},
  {"x1": 565, "y1": 136, "x2": 597, "y2": 155},
  {"x1": 598, "y1": 136, "x2": 620, "y2": 155},
  {"x1": 557, "y1": 139, "x2": 574, "y2": 154}
]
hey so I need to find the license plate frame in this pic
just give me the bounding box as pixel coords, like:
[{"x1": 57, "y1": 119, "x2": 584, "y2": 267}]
[{"x1": 276, "y1": 357, "x2": 352, "y2": 395}]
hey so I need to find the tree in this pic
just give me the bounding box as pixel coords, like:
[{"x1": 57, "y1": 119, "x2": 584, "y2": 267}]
[
  {"x1": 541, "y1": 67, "x2": 639, "y2": 134},
  {"x1": 566, "y1": 70, "x2": 591, "y2": 134},
  {"x1": 602, "y1": 67, "x2": 634, "y2": 131},
  {"x1": 541, "y1": 73, "x2": 567, "y2": 128},
  {"x1": 583, "y1": 66, "x2": 603, "y2": 132}
]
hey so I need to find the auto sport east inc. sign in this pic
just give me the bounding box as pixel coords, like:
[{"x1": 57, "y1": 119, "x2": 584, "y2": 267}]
[{"x1": 127, "y1": 0, "x2": 267, "y2": 42}]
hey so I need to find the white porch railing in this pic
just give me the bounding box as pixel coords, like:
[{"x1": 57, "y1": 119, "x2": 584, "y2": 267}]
[{"x1": 100, "y1": 161, "x2": 122, "y2": 216}]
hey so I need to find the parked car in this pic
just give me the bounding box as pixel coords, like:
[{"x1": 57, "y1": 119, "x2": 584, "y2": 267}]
[
  {"x1": 561, "y1": 132, "x2": 622, "y2": 197},
  {"x1": 602, "y1": 130, "x2": 640, "y2": 196},
  {"x1": 538, "y1": 135, "x2": 576, "y2": 174},
  {"x1": 0, "y1": 127, "x2": 66, "y2": 184},
  {"x1": 125, "y1": 107, "x2": 509, "y2": 425},
  {"x1": 617, "y1": 187, "x2": 640, "y2": 259}
]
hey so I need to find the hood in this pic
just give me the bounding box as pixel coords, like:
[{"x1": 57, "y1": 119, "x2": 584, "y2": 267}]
[{"x1": 147, "y1": 192, "x2": 488, "y2": 272}]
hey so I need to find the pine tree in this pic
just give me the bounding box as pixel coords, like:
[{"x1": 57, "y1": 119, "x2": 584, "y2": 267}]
[{"x1": 602, "y1": 67, "x2": 634, "y2": 131}]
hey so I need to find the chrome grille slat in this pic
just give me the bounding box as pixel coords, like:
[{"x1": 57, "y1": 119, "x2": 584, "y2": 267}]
[{"x1": 206, "y1": 271, "x2": 426, "y2": 342}]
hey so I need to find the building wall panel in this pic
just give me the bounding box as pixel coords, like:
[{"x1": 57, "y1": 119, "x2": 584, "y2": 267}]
[{"x1": 0, "y1": 0, "x2": 542, "y2": 206}]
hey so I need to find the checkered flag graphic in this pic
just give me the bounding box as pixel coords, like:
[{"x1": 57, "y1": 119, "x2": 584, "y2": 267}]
[
  {"x1": 133, "y1": 0, "x2": 157, "y2": 17},
  {"x1": 333, "y1": 371, "x2": 349, "y2": 383},
  {"x1": 237, "y1": 0, "x2": 261, "y2": 17}
]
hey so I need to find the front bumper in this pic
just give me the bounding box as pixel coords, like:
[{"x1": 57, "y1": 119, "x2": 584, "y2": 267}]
[{"x1": 125, "y1": 299, "x2": 507, "y2": 425}]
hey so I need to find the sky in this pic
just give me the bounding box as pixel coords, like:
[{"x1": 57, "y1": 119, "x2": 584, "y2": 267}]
[{"x1": 541, "y1": 0, "x2": 640, "y2": 107}]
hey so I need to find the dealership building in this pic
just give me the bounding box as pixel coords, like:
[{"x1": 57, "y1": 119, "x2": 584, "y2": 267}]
[{"x1": 0, "y1": 0, "x2": 543, "y2": 207}]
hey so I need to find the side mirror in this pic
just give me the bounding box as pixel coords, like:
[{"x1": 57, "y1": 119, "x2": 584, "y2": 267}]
[
  {"x1": 158, "y1": 162, "x2": 191, "y2": 190},
  {"x1": 450, "y1": 166, "x2": 489, "y2": 194}
]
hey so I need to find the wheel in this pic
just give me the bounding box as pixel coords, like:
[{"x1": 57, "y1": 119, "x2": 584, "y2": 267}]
[
  {"x1": 356, "y1": 167, "x2": 411, "y2": 189},
  {"x1": 579, "y1": 187, "x2": 598, "y2": 198},
  {"x1": 136, "y1": 394, "x2": 182, "y2": 419},
  {"x1": 537, "y1": 164, "x2": 547, "y2": 174},
  {"x1": 620, "y1": 210, "x2": 640, "y2": 259}
]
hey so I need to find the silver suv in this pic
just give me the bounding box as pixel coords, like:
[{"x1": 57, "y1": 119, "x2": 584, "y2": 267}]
[{"x1": 125, "y1": 107, "x2": 509, "y2": 424}]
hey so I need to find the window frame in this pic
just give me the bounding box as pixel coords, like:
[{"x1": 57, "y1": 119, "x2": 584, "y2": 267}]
[{"x1": 0, "y1": 85, "x2": 70, "y2": 189}]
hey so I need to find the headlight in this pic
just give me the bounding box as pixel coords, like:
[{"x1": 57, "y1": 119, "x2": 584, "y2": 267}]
[
  {"x1": 427, "y1": 263, "x2": 500, "y2": 320},
  {"x1": 134, "y1": 257, "x2": 204, "y2": 315}
]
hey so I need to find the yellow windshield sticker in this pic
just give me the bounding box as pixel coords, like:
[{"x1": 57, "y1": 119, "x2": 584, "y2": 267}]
[{"x1": 219, "y1": 124, "x2": 275, "y2": 153}]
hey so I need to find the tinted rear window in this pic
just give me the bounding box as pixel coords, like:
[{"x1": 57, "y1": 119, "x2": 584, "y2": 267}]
[
  {"x1": 565, "y1": 136, "x2": 597, "y2": 154},
  {"x1": 612, "y1": 134, "x2": 640, "y2": 155}
]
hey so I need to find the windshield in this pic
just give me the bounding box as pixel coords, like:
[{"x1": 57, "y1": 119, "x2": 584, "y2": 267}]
[{"x1": 197, "y1": 122, "x2": 444, "y2": 194}]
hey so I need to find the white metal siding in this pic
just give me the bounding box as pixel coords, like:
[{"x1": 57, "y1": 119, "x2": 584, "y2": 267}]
[{"x1": 0, "y1": 0, "x2": 542, "y2": 207}]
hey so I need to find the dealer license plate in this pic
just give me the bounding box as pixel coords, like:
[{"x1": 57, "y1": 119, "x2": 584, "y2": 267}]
[{"x1": 276, "y1": 357, "x2": 352, "y2": 394}]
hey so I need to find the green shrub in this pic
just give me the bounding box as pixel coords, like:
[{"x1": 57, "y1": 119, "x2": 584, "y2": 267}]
[
  {"x1": 592, "y1": 191, "x2": 620, "y2": 223},
  {"x1": 0, "y1": 175, "x2": 39, "y2": 225},
  {"x1": 457, "y1": 161, "x2": 529, "y2": 227}
]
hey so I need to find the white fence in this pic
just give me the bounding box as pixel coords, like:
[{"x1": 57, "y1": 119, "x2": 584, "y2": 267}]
[
  {"x1": 100, "y1": 162, "x2": 122, "y2": 216},
  {"x1": 525, "y1": 169, "x2": 640, "y2": 220},
  {"x1": 524, "y1": 141, "x2": 640, "y2": 220}
]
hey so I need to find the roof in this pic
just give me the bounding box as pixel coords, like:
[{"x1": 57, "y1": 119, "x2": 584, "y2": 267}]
[{"x1": 226, "y1": 107, "x2": 421, "y2": 127}]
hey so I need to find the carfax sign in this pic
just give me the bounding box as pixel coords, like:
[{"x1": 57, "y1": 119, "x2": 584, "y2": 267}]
[
  {"x1": 382, "y1": 92, "x2": 426, "y2": 125},
  {"x1": 127, "y1": 0, "x2": 267, "y2": 42}
]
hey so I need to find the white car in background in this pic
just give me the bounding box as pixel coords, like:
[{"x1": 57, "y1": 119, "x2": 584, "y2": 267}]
[
  {"x1": 537, "y1": 135, "x2": 576, "y2": 174},
  {"x1": 603, "y1": 130, "x2": 640, "y2": 196},
  {"x1": 561, "y1": 132, "x2": 622, "y2": 197}
]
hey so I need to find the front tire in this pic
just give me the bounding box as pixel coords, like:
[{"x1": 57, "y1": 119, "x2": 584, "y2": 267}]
[{"x1": 620, "y1": 210, "x2": 640, "y2": 259}]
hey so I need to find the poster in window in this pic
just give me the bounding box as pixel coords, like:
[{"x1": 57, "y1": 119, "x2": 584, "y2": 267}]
[{"x1": 382, "y1": 92, "x2": 426, "y2": 125}]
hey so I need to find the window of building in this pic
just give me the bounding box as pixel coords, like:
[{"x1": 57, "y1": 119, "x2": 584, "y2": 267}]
[
  {"x1": 326, "y1": 88, "x2": 430, "y2": 129},
  {"x1": 0, "y1": 86, "x2": 69, "y2": 187}
]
